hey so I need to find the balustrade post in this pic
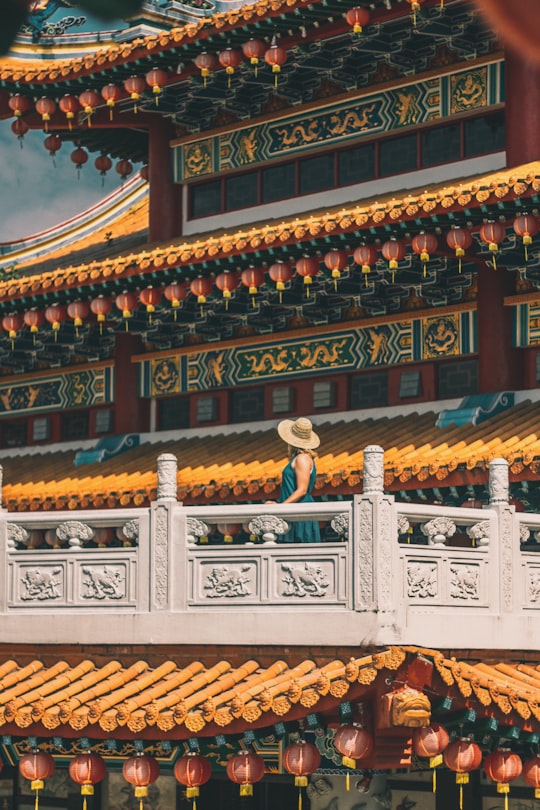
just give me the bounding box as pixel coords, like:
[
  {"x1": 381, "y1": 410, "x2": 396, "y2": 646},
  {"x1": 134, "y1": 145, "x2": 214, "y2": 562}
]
[
  {"x1": 150, "y1": 454, "x2": 179, "y2": 611},
  {"x1": 353, "y1": 446, "x2": 399, "y2": 642},
  {"x1": 489, "y1": 457, "x2": 517, "y2": 614}
]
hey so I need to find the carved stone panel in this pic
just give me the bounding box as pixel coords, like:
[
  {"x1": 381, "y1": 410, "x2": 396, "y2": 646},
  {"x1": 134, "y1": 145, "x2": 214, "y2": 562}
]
[
  {"x1": 272, "y1": 556, "x2": 340, "y2": 603},
  {"x1": 18, "y1": 565, "x2": 64, "y2": 602},
  {"x1": 528, "y1": 568, "x2": 540, "y2": 605},
  {"x1": 281, "y1": 561, "x2": 330, "y2": 598},
  {"x1": 80, "y1": 564, "x2": 126, "y2": 600},
  {"x1": 450, "y1": 563, "x2": 479, "y2": 600},
  {"x1": 406, "y1": 561, "x2": 438, "y2": 599},
  {"x1": 194, "y1": 559, "x2": 259, "y2": 602}
]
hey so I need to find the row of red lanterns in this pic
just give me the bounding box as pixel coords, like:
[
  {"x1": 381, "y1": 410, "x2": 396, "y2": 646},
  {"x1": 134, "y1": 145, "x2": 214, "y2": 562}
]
[{"x1": 345, "y1": 3, "x2": 440, "y2": 33}]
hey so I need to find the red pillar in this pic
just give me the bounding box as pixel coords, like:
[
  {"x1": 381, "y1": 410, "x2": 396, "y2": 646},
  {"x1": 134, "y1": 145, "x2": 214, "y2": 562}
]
[
  {"x1": 505, "y1": 47, "x2": 540, "y2": 167},
  {"x1": 114, "y1": 333, "x2": 149, "y2": 434},
  {"x1": 148, "y1": 118, "x2": 183, "y2": 242},
  {"x1": 477, "y1": 262, "x2": 522, "y2": 392}
]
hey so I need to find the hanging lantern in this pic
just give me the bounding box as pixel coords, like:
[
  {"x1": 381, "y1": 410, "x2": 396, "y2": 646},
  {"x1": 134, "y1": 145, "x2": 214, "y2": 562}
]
[
  {"x1": 115, "y1": 292, "x2": 138, "y2": 330},
  {"x1": 353, "y1": 244, "x2": 378, "y2": 286},
  {"x1": 345, "y1": 6, "x2": 370, "y2": 33},
  {"x1": 226, "y1": 751, "x2": 265, "y2": 797},
  {"x1": 513, "y1": 213, "x2": 539, "y2": 260},
  {"x1": 11, "y1": 118, "x2": 29, "y2": 145},
  {"x1": 334, "y1": 723, "x2": 373, "y2": 787},
  {"x1": 443, "y1": 738, "x2": 482, "y2": 810},
  {"x1": 44, "y1": 133, "x2": 62, "y2": 159},
  {"x1": 45, "y1": 304, "x2": 67, "y2": 337},
  {"x1": 67, "y1": 300, "x2": 89, "y2": 334},
  {"x1": 24, "y1": 309, "x2": 45, "y2": 335},
  {"x1": 194, "y1": 52, "x2": 219, "y2": 86},
  {"x1": 217, "y1": 523, "x2": 241, "y2": 543},
  {"x1": 78, "y1": 89, "x2": 101, "y2": 126},
  {"x1": 241, "y1": 266, "x2": 265, "y2": 306},
  {"x1": 164, "y1": 281, "x2": 188, "y2": 318},
  {"x1": 323, "y1": 248, "x2": 349, "y2": 290},
  {"x1": 122, "y1": 755, "x2": 160, "y2": 810},
  {"x1": 116, "y1": 159, "x2": 133, "y2": 182},
  {"x1": 268, "y1": 261, "x2": 293, "y2": 302},
  {"x1": 59, "y1": 94, "x2": 81, "y2": 129},
  {"x1": 381, "y1": 238, "x2": 406, "y2": 281},
  {"x1": 95, "y1": 154, "x2": 112, "y2": 184},
  {"x1": 406, "y1": 0, "x2": 422, "y2": 25},
  {"x1": 145, "y1": 67, "x2": 168, "y2": 104},
  {"x1": 190, "y1": 276, "x2": 214, "y2": 306},
  {"x1": 265, "y1": 38, "x2": 287, "y2": 86},
  {"x1": 2, "y1": 313, "x2": 23, "y2": 348},
  {"x1": 69, "y1": 753, "x2": 107, "y2": 810},
  {"x1": 218, "y1": 48, "x2": 243, "y2": 87},
  {"x1": 90, "y1": 296, "x2": 113, "y2": 334},
  {"x1": 523, "y1": 754, "x2": 540, "y2": 799},
  {"x1": 140, "y1": 164, "x2": 149, "y2": 181},
  {"x1": 446, "y1": 226, "x2": 473, "y2": 273},
  {"x1": 411, "y1": 232, "x2": 438, "y2": 277},
  {"x1": 35, "y1": 96, "x2": 57, "y2": 131},
  {"x1": 479, "y1": 220, "x2": 506, "y2": 269},
  {"x1": 412, "y1": 723, "x2": 449, "y2": 791},
  {"x1": 71, "y1": 147, "x2": 89, "y2": 179},
  {"x1": 283, "y1": 740, "x2": 320, "y2": 810},
  {"x1": 295, "y1": 255, "x2": 320, "y2": 297},
  {"x1": 94, "y1": 527, "x2": 116, "y2": 547},
  {"x1": 124, "y1": 75, "x2": 146, "y2": 112},
  {"x1": 484, "y1": 749, "x2": 522, "y2": 810},
  {"x1": 241, "y1": 38, "x2": 266, "y2": 76},
  {"x1": 8, "y1": 93, "x2": 32, "y2": 118},
  {"x1": 174, "y1": 753, "x2": 212, "y2": 808},
  {"x1": 139, "y1": 287, "x2": 162, "y2": 324},
  {"x1": 215, "y1": 271, "x2": 239, "y2": 309},
  {"x1": 19, "y1": 751, "x2": 55, "y2": 810},
  {"x1": 101, "y1": 83, "x2": 123, "y2": 120}
]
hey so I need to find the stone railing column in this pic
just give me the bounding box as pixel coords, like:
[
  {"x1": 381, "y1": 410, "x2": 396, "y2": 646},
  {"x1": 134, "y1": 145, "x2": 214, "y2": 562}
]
[
  {"x1": 489, "y1": 457, "x2": 509, "y2": 505},
  {"x1": 150, "y1": 454, "x2": 179, "y2": 611},
  {"x1": 488, "y1": 458, "x2": 515, "y2": 614},
  {"x1": 353, "y1": 446, "x2": 399, "y2": 642}
]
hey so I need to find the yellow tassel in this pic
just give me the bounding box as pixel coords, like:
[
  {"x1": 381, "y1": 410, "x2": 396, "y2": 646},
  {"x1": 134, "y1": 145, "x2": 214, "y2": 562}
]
[
  {"x1": 432, "y1": 769, "x2": 436, "y2": 793},
  {"x1": 346, "y1": 772, "x2": 350, "y2": 791}
]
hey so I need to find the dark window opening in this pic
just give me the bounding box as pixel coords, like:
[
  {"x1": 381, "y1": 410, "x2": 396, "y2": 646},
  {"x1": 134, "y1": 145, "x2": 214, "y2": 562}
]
[
  {"x1": 231, "y1": 387, "x2": 265, "y2": 423},
  {"x1": 158, "y1": 397, "x2": 190, "y2": 430},
  {"x1": 350, "y1": 372, "x2": 389, "y2": 409}
]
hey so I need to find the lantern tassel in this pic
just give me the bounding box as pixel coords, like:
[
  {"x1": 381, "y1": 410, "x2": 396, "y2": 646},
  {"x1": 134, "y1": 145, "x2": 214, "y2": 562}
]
[
  {"x1": 459, "y1": 783, "x2": 463, "y2": 810},
  {"x1": 346, "y1": 772, "x2": 350, "y2": 792},
  {"x1": 432, "y1": 769, "x2": 436, "y2": 793},
  {"x1": 83, "y1": 797, "x2": 87, "y2": 810},
  {"x1": 34, "y1": 789, "x2": 39, "y2": 810}
]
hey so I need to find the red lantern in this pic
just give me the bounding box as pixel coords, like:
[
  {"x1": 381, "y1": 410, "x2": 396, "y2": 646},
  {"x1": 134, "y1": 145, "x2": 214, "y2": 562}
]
[
  {"x1": 67, "y1": 301, "x2": 89, "y2": 330},
  {"x1": 381, "y1": 238, "x2": 406, "y2": 280},
  {"x1": 44, "y1": 134, "x2": 62, "y2": 158},
  {"x1": 8, "y1": 94, "x2": 32, "y2": 118},
  {"x1": 346, "y1": 6, "x2": 370, "y2": 33},
  {"x1": 139, "y1": 287, "x2": 162, "y2": 323},
  {"x1": 241, "y1": 266, "x2": 265, "y2": 306},
  {"x1": 523, "y1": 754, "x2": 540, "y2": 799},
  {"x1": 241, "y1": 38, "x2": 266, "y2": 76},
  {"x1": 218, "y1": 48, "x2": 243, "y2": 87},
  {"x1": 124, "y1": 75, "x2": 146, "y2": 112},
  {"x1": 174, "y1": 753, "x2": 212, "y2": 800},
  {"x1": 2, "y1": 313, "x2": 23, "y2": 341},
  {"x1": 71, "y1": 147, "x2": 89, "y2": 175},
  {"x1": 164, "y1": 282, "x2": 188, "y2": 311},
  {"x1": 513, "y1": 213, "x2": 539, "y2": 260},
  {"x1": 484, "y1": 749, "x2": 522, "y2": 806},
  {"x1": 265, "y1": 39, "x2": 287, "y2": 85},
  {"x1": 226, "y1": 751, "x2": 265, "y2": 797},
  {"x1": 45, "y1": 304, "x2": 67, "y2": 332},
  {"x1": 140, "y1": 165, "x2": 149, "y2": 181},
  {"x1": 353, "y1": 244, "x2": 378, "y2": 284},
  {"x1": 284, "y1": 740, "x2": 320, "y2": 810},
  {"x1": 95, "y1": 154, "x2": 112, "y2": 180},
  {"x1": 122, "y1": 755, "x2": 160, "y2": 807},
  {"x1": 215, "y1": 271, "x2": 239, "y2": 308},
  {"x1": 116, "y1": 159, "x2": 133, "y2": 181},
  {"x1": 479, "y1": 220, "x2": 506, "y2": 269},
  {"x1": 446, "y1": 226, "x2": 473, "y2": 273},
  {"x1": 79, "y1": 89, "x2": 101, "y2": 125},
  {"x1": 115, "y1": 292, "x2": 138, "y2": 326},
  {"x1": 295, "y1": 255, "x2": 320, "y2": 296},
  {"x1": 101, "y1": 83, "x2": 123, "y2": 119},
  {"x1": 11, "y1": 118, "x2": 29, "y2": 143},
  {"x1": 59, "y1": 94, "x2": 81, "y2": 129},
  {"x1": 190, "y1": 276, "x2": 214, "y2": 314},
  {"x1": 94, "y1": 528, "x2": 116, "y2": 547},
  {"x1": 35, "y1": 96, "x2": 56, "y2": 131},
  {"x1": 268, "y1": 261, "x2": 293, "y2": 301},
  {"x1": 443, "y1": 737, "x2": 482, "y2": 807},
  {"x1": 145, "y1": 67, "x2": 168, "y2": 103},
  {"x1": 19, "y1": 751, "x2": 55, "y2": 808},
  {"x1": 69, "y1": 753, "x2": 106, "y2": 810},
  {"x1": 194, "y1": 52, "x2": 219, "y2": 85},
  {"x1": 323, "y1": 248, "x2": 349, "y2": 290},
  {"x1": 217, "y1": 523, "x2": 241, "y2": 543},
  {"x1": 90, "y1": 296, "x2": 113, "y2": 333},
  {"x1": 24, "y1": 309, "x2": 45, "y2": 334},
  {"x1": 334, "y1": 724, "x2": 373, "y2": 768},
  {"x1": 412, "y1": 722, "x2": 449, "y2": 791},
  {"x1": 411, "y1": 232, "x2": 438, "y2": 277}
]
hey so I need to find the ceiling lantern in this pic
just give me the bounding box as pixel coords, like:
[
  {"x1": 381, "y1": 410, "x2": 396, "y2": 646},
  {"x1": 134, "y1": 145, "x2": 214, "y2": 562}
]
[
  {"x1": 323, "y1": 248, "x2": 349, "y2": 290},
  {"x1": 226, "y1": 751, "x2": 265, "y2": 797},
  {"x1": 283, "y1": 740, "x2": 321, "y2": 810},
  {"x1": 19, "y1": 751, "x2": 55, "y2": 810},
  {"x1": 139, "y1": 287, "x2": 162, "y2": 323},
  {"x1": 479, "y1": 220, "x2": 506, "y2": 269},
  {"x1": 218, "y1": 47, "x2": 243, "y2": 87},
  {"x1": 145, "y1": 67, "x2": 168, "y2": 104},
  {"x1": 140, "y1": 164, "x2": 149, "y2": 181},
  {"x1": 95, "y1": 153, "x2": 112, "y2": 184},
  {"x1": 45, "y1": 304, "x2": 67, "y2": 338},
  {"x1": 11, "y1": 118, "x2": 29, "y2": 145},
  {"x1": 513, "y1": 213, "x2": 539, "y2": 260},
  {"x1": 241, "y1": 266, "x2": 265, "y2": 306},
  {"x1": 345, "y1": 6, "x2": 370, "y2": 33},
  {"x1": 90, "y1": 295, "x2": 113, "y2": 334},
  {"x1": 44, "y1": 133, "x2": 62, "y2": 160},
  {"x1": 24, "y1": 309, "x2": 45, "y2": 340},
  {"x1": 35, "y1": 96, "x2": 56, "y2": 132},
  {"x1": 334, "y1": 723, "x2": 373, "y2": 788},
  {"x1": 194, "y1": 52, "x2": 219, "y2": 86},
  {"x1": 71, "y1": 146, "x2": 89, "y2": 178},
  {"x1": 215, "y1": 270, "x2": 239, "y2": 309},
  {"x1": 8, "y1": 93, "x2": 32, "y2": 117},
  {"x1": 59, "y1": 94, "x2": 81, "y2": 129},
  {"x1": 78, "y1": 89, "x2": 101, "y2": 126},
  {"x1": 122, "y1": 755, "x2": 160, "y2": 810},
  {"x1": 443, "y1": 738, "x2": 482, "y2": 808},
  {"x1": 411, "y1": 231, "x2": 438, "y2": 277},
  {"x1": 173, "y1": 752, "x2": 212, "y2": 803},
  {"x1": 484, "y1": 749, "x2": 522, "y2": 809},
  {"x1": 381, "y1": 238, "x2": 406, "y2": 281},
  {"x1": 523, "y1": 755, "x2": 540, "y2": 799},
  {"x1": 164, "y1": 281, "x2": 188, "y2": 318},
  {"x1": 412, "y1": 722, "x2": 449, "y2": 791},
  {"x1": 446, "y1": 226, "x2": 473, "y2": 273},
  {"x1": 124, "y1": 76, "x2": 146, "y2": 113},
  {"x1": 217, "y1": 523, "x2": 241, "y2": 542},
  {"x1": 190, "y1": 276, "x2": 214, "y2": 316},
  {"x1": 268, "y1": 261, "x2": 293, "y2": 301},
  {"x1": 116, "y1": 292, "x2": 139, "y2": 329},
  {"x1": 101, "y1": 83, "x2": 123, "y2": 119},
  {"x1": 241, "y1": 38, "x2": 266, "y2": 76},
  {"x1": 116, "y1": 159, "x2": 133, "y2": 182},
  {"x1": 69, "y1": 753, "x2": 107, "y2": 810},
  {"x1": 295, "y1": 255, "x2": 320, "y2": 296},
  {"x1": 2, "y1": 313, "x2": 23, "y2": 348},
  {"x1": 353, "y1": 244, "x2": 378, "y2": 285},
  {"x1": 67, "y1": 301, "x2": 90, "y2": 335},
  {"x1": 265, "y1": 37, "x2": 287, "y2": 86}
]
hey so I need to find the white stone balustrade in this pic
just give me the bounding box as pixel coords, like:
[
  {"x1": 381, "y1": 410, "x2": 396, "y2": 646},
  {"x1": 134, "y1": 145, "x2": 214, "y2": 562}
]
[{"x1": 0, "y1": 453, "x2": 537, "y2": 651}]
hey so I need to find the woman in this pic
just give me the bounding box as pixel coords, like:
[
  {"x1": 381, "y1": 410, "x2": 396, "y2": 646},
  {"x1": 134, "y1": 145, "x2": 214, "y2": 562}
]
[{"x1": 273, "y1": 416, "x2": 321, "y2": 543}]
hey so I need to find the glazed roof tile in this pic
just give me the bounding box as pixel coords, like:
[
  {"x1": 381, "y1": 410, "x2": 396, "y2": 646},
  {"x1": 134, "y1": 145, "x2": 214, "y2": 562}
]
[
  {"x1": 1, "y1": 646, "x2": 540, "y2": 737},
  {"x1": 1, "y1": 399, "x2": 540, "y2": 510},
  {"x1": 2, "y1": 163, "x2": 539, "y2": 304}
]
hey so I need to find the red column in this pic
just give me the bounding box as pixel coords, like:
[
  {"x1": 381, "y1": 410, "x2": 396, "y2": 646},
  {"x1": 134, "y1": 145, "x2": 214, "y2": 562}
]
[
  {"x1": 114, "y1": 333, "x2": 149, "y2": 434},
  {"x1": 477, "y1": 262, "x2": 522, "y2": 392},
  {"x1": 505, "y1": 47, "x2": 540, "y2": 167},
  {"x1": 148, "y1": 118, "x2": 183, "y2": 242}
]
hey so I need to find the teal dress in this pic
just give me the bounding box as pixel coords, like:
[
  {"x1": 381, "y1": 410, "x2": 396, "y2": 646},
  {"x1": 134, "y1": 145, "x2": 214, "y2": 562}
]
[{"x1": 278, "y1": 455, "x2": 321, "y2": 543}]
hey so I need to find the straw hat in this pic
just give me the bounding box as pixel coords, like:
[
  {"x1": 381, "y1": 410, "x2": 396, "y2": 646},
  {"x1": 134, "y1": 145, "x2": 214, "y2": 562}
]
[{"x1": 277, "y1": 417, "x2": 320, "y2": 450}]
